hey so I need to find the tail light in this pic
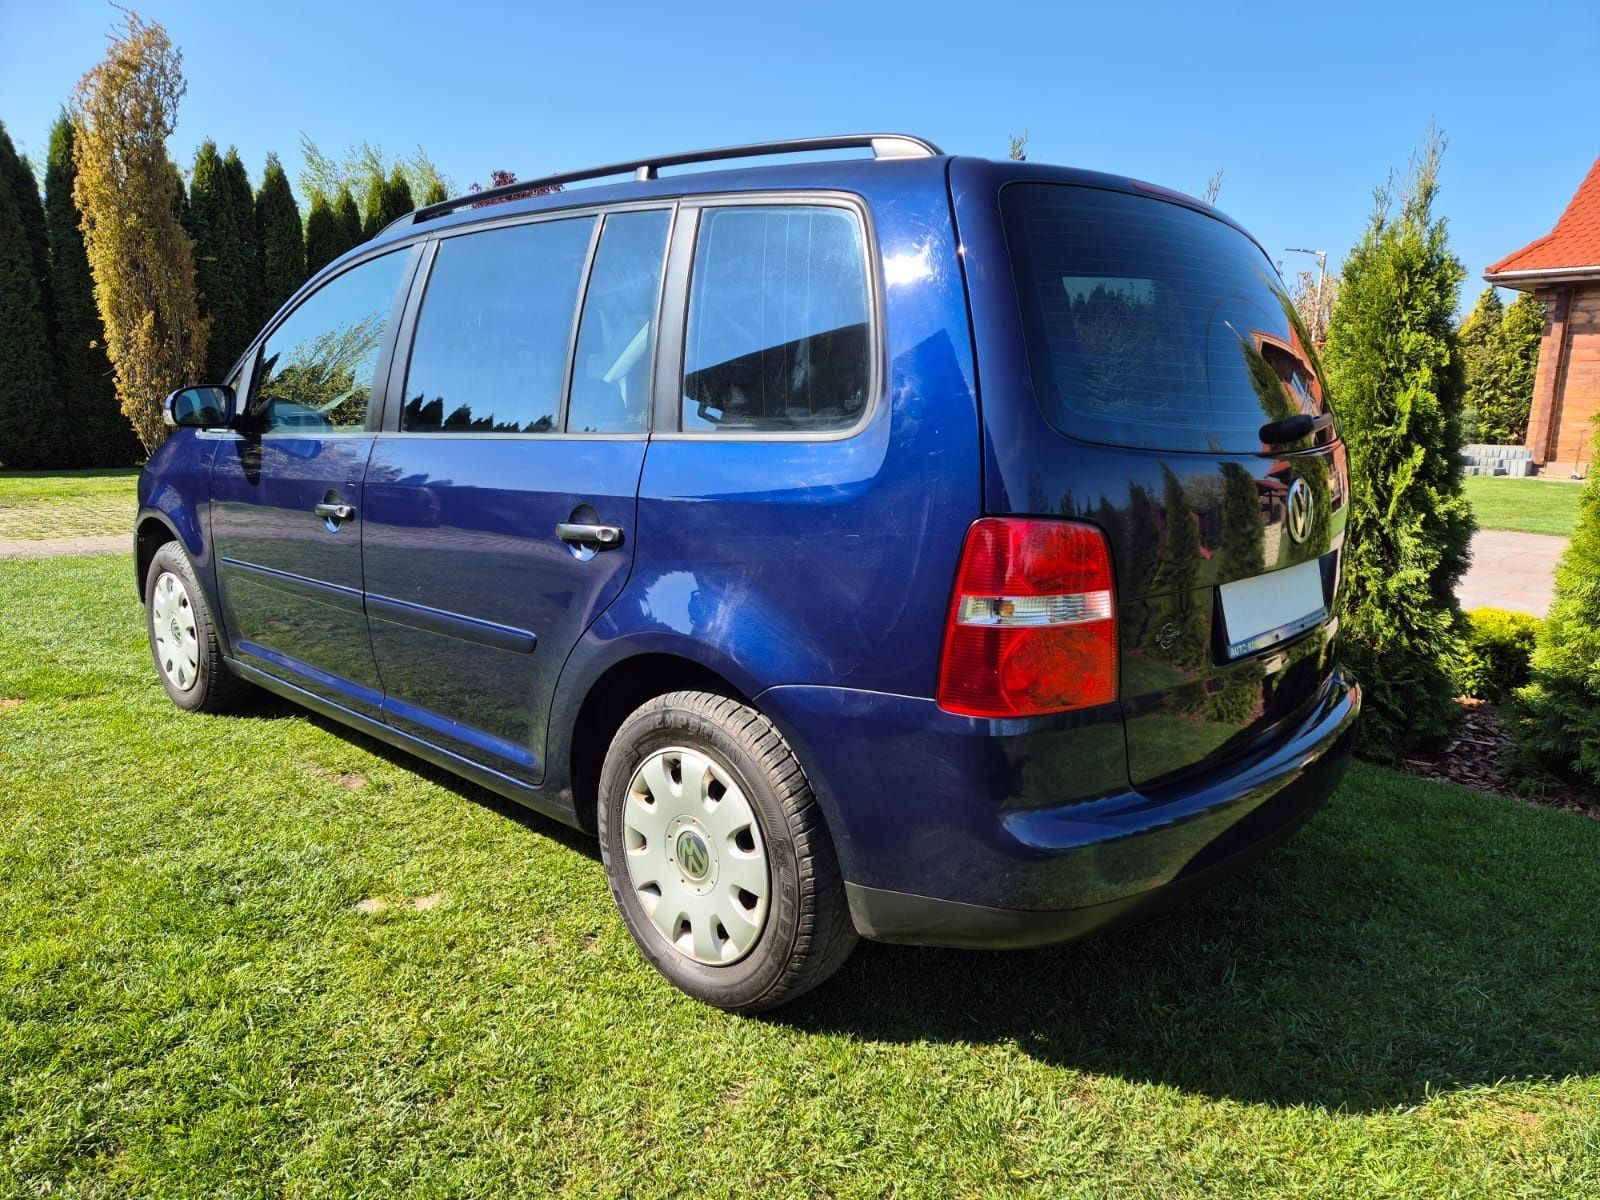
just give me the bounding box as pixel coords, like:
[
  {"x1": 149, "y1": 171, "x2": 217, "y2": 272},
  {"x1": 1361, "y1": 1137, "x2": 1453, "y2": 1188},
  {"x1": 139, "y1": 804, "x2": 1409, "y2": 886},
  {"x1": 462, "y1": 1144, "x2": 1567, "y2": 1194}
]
[{"x1": 936, "y1": 519, "x2": 1118, "y2": 718}]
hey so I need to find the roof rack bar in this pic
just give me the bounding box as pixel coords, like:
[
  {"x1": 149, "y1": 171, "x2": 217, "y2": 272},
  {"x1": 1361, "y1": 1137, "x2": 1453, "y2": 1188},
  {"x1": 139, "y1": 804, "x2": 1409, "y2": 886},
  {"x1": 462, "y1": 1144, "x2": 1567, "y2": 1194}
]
[{"x1": 408, "y1": 133, "x2": 943, "y2": 226}]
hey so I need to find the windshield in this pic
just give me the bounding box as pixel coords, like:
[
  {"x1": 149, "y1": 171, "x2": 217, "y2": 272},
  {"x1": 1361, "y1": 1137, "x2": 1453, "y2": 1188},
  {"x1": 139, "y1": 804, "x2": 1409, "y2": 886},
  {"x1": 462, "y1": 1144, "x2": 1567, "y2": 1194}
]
[{"x1": 1001, "y1": 183, "x2": 1330, "y2": 454}]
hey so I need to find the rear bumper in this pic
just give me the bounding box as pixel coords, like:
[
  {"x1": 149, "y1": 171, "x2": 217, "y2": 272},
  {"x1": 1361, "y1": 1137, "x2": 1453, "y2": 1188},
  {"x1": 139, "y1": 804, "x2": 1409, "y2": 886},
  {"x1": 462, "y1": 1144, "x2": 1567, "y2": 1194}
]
[{"x1": 758, "y1": 668, "x2": 1360, "y2": 949}]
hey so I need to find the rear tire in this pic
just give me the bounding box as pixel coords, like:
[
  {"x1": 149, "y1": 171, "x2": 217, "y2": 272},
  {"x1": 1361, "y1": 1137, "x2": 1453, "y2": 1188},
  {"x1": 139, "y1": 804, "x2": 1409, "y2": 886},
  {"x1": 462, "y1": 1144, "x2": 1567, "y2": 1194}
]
[
  {"x1": 597, "y1": 691, "x2": 856, "y2": 1012},
  {"x1": 144, "y1": 541, "x2": 253, "y2": 714}
]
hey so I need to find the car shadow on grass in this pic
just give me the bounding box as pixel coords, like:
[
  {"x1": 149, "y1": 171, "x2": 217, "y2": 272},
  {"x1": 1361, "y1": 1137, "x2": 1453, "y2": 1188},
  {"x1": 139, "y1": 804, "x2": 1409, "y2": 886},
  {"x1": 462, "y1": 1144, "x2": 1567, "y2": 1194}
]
[
  {"x1": 250, "y1": 695, "x2": 1600, "y2": 1114},
  {"x1": 775, "y1": 785, "x2": 1600, "y2": 1113}
]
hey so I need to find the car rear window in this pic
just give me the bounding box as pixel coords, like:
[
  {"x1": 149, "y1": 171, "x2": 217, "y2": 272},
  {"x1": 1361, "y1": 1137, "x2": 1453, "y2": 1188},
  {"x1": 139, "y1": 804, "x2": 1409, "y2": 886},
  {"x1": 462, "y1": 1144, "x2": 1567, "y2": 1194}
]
[{"x1": 1000, "y1": 183, "x2": 1329, "y2": 453}]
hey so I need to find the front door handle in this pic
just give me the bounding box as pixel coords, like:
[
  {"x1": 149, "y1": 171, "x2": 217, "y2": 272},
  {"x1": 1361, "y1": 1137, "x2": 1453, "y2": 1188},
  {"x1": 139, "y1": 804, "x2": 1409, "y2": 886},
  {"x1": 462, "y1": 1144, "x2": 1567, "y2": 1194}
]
[
  {"x1": 314, "y1": 501, "x2": 356, "y2": 522},
  {"x1": 555, "y1": 521, "x2": 624, "y2": 549}
]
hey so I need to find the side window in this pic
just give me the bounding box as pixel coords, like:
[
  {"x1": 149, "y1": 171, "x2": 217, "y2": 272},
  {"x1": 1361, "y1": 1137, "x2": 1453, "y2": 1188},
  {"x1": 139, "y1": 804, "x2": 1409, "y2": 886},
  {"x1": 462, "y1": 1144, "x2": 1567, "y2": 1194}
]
[
  {"x1": 682, "y1": 205, "x2": 871, "y2": 434},
  {"x1": 566, "y1": 210, "x2": 670, "y2": 434},
  {"x1": 251, "y1": 250, "x2": 409, "y2": 432},
  {"x1": 401, "y1": 217, "x2": 595, "y2": 434}
]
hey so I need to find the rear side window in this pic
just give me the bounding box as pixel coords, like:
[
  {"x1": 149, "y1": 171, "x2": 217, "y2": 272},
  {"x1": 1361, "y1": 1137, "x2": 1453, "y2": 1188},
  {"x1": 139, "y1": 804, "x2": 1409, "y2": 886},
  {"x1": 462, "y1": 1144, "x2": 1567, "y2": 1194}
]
[
  {"x1": 682, "y1": 205, "x2": 871, "y2": 434},
  {"x1": 1001, "y1": 184, "x2": 1329, "y2": 453},
  {"x1": 567, "y1": 210, "x2": 670, "y2": 434},
  {"x1": 402, "y1": 217, "x2": 595, "y2": 434}
]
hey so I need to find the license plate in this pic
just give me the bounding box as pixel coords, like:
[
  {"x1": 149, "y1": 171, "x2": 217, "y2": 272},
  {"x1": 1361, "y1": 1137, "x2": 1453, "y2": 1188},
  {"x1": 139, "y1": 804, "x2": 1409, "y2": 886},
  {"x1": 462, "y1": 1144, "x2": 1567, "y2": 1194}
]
[{"x1": 1217, "y1": 558, "x2": 1327, "y2": 658}]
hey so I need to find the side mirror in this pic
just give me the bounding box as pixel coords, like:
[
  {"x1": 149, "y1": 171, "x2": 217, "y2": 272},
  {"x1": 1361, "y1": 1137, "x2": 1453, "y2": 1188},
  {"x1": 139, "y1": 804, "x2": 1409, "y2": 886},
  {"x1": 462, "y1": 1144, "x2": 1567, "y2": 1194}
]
[{"x1": 163, "y1": 385, "x2": 236, "y2": 429}]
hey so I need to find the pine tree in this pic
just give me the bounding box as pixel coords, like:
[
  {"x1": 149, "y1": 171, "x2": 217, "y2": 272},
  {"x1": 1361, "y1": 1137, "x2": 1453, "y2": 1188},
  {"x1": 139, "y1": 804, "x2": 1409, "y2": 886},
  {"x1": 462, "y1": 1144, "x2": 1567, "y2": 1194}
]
[
  {"x1": 335, "y1": 188, "x2": 363, "y2": 249},
  {"x1": 0, "y1": 135, "x2": 55, "y2": 350},
  {"x1": 1514, "y1": 426, "x2": 1600, "y2": 784},
  {"x1": 385, "y1": 167, "x2": 414, "y2": 227},
  {"x1": 45, "y1": 115, "x2": 138, "y2": 465},
  {"x1": 0, "y1": 122, "x2": 61, "y2": 468},
  {"x1": 255, "y1": 153, "x2": 304, "y2": 320},
  {"x1": 1457, "y1": 287, "x2": 1502, "y2": 444},
  {"x1": 422, "y1": 179, "x2": 447, "y2": 206},
  {"x1": 1321, "y1": 133, "x2": 1473, "y2": 760},
  {"x1": 304, "y1": 193, "x2": 342, "y2": 275},
  {"x1": 187, "y1": 141, "x2": 254, "y2": 381}
]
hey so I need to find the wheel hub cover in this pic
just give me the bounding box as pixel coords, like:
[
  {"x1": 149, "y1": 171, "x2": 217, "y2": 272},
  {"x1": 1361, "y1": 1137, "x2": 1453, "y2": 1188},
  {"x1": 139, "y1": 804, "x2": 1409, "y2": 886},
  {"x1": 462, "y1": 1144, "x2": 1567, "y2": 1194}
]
[{"x1": 675, "y1": 829, "x2": 711, "y2": 881}]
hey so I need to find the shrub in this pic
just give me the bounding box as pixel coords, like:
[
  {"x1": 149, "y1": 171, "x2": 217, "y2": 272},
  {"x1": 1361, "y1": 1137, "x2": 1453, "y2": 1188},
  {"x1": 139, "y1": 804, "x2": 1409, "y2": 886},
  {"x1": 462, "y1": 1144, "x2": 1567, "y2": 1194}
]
[
  {"x1": 1321, "y1": 133, "x2": 1474, "y2": 761},
  {"x1": 1513, "y1": 432, "x2": 1600, "y2": 785},
  {"x1": 1455, "y1": 608, "x2": 1539, "y2": 702}
]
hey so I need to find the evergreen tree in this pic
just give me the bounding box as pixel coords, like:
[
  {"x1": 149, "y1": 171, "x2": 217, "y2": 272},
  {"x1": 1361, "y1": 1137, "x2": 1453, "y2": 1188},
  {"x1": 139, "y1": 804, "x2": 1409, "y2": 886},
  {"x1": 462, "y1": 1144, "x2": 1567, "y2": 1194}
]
[
  {"x1": 422, "y1": 179, "x2": 447, "y2": 206},
  {"x1": 1322, "y1": 133, "x2": 1473, "y2": 760},
  {"x1": 360, "y1": 174, "x2": 386, "y2": 239},
  {"x1": 1485, "y1": 292, "x2": 1543, "y2": 444},
  {"x1": 335, "y1": 187, "x2": 363, "y2": 249},
  {"x1": 1456, "y1": 287, "x2": 1502, "y2": 443},
  {"x1": 71, "y1": 10, "x2": 207, "y2": 453},
  {"x1": 304, "y1": 193, "x2": 342, "y2": 275},
  {"x1": 222, "y1": 148, "x2": 265, "y2": 332},
  {"x1": 385, "y1": 167, "x2": 414, "y2": 226},
  {"x1": 187, "y1": 141, "x2": 254, "y2": 381},
  {"x1": 255, "y1": 152, "x2": 304, "y2": 319},
  {"x1": 45, "y1": 114, "x2": 138, "y2": 465},
  {"x1": 0, "y1": 134, "x2": 55, "y2": 349},
  {"x1": 1514, "y1": 426, "x2": 1600, "y2": 784},
  {"x1": 0, "y1": 122, "x2": 61, "y2": 468}
]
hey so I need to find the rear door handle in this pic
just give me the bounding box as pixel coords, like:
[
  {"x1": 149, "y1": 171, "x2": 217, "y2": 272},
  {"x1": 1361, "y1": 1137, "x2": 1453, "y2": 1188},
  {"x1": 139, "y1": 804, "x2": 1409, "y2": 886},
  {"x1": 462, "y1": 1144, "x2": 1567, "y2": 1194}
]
[
  {"x1": 314, "y1": 502, "x2": 356, "y2": 522},
  {"x1": 554, "y1": 522, "x2": 624, "y2": 549}
]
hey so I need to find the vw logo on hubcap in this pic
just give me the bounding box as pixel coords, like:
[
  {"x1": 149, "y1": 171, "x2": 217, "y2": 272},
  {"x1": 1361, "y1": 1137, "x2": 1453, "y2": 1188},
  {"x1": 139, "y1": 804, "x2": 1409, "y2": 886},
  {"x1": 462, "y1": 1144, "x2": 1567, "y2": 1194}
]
[
  {"x1": 1286, "y1": 477, "x2": 1314, "y2": 544},
  {"x1": 675, "y1": 829, "x2": 711, "y2": 881}
]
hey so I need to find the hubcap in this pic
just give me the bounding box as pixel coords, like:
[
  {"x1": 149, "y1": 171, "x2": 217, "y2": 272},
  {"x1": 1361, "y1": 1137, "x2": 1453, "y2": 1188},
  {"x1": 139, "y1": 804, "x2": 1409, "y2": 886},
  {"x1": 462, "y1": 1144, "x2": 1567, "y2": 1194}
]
[
  {"x1": 151, "y1": 571, "x2": 200, "y2": 692},
  {"x1": 622, "y1": 746, "x2": 770, "y2": 965}
]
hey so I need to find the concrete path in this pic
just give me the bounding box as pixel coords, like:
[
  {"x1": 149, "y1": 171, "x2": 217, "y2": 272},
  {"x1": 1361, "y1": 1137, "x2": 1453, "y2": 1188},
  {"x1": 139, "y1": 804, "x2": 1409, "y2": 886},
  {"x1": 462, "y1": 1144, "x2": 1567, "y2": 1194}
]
[
  {"x1": 1457, "y1": 529, "x2": 1568, "y2": 617},
  {"x1": 0, "y1": 534, "x2": 127, "y2": 561}
]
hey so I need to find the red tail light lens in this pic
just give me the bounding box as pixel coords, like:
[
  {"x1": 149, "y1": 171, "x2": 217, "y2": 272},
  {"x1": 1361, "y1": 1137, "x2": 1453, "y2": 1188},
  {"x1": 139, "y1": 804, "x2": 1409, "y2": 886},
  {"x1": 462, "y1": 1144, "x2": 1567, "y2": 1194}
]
[{"x1": 936, "y1": 519, "x2": 1118, "y2": 718}]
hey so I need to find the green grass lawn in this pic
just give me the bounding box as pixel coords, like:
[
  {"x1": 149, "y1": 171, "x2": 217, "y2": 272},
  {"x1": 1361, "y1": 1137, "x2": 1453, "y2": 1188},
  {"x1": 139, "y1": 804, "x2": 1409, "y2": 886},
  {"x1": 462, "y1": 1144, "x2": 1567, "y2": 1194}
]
[
  {"x1": 1463, "y1": 475, "x2": 1583, "y2": 537},
  {"x1": 3, "y1": 554, "x2": 1599, "y2": 1197},
  {"x1": 0, "y1": 469, "x2": 140, "y2": 541}
]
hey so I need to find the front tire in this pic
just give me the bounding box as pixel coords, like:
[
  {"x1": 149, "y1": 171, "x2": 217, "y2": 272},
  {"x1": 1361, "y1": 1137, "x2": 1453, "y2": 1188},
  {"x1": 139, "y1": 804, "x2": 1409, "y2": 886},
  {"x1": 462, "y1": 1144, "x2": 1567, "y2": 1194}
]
[
  {"x1": 597, "y1": 691, "x2": 856, "y2": 1012},
  {"x1": 144, "y1": 541, "x2": 252, "y2": 713}
]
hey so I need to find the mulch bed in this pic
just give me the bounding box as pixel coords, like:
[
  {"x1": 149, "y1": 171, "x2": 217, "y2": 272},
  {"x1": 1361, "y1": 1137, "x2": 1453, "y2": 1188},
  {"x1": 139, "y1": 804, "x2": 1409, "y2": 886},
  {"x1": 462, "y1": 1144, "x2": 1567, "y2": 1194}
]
[{"x1": 1399, "y1": 697, "x2": 1600, "y2": 820}]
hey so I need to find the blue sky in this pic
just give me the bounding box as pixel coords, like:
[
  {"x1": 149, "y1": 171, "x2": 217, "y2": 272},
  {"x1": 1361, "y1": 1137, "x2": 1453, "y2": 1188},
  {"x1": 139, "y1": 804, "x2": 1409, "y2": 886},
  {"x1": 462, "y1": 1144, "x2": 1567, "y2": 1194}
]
[{"x1": 4, "y1": 0, "x2": 1597, "y2": 309}]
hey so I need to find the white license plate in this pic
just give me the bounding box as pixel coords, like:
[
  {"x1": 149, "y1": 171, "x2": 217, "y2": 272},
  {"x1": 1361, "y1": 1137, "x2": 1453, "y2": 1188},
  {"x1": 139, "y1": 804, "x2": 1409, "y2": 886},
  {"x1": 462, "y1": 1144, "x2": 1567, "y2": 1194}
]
[{"x1": 1218, "y1": 558, "x2": 1327, "y2": 658}]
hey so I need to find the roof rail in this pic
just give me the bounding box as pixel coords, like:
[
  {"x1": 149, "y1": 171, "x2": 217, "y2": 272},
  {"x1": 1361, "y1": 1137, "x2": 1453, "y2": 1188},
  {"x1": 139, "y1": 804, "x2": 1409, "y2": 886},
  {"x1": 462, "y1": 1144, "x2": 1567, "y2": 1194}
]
[{"x1": 401, "y1": 134, "x2": 944, "y2": 228}]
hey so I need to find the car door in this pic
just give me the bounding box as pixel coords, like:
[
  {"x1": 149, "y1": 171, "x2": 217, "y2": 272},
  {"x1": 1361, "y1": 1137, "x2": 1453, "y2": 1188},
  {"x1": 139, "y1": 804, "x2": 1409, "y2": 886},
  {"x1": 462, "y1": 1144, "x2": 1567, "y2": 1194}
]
[
  {"x1": 209, "y1": 246, "x2": 418, "y2": 719},
  {"x1": 360, "y1": 206, "x2": 672, "y2": 782}
]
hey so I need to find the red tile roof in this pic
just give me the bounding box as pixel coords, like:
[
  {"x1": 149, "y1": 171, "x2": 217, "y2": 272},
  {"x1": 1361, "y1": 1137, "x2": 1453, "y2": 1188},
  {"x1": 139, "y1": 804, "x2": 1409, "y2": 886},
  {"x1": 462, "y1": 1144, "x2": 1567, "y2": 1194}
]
[{"x1": 1486, "y1": 153, "x2": 1600, "y2": 278}]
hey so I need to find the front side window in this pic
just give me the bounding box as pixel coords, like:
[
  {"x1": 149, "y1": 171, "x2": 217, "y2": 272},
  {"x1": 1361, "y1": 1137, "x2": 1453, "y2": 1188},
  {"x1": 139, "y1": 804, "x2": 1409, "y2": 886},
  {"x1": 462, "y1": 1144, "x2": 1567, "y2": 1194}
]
[
  {"x1": 682, "y1": 205, "x2": 871, "y2": 434},
  {"x1": 401, "y1": 217, "x2": 596, "y2": 434},
  {"x1": 250, "y1": 250, "x2": 409, "y2": 432}
]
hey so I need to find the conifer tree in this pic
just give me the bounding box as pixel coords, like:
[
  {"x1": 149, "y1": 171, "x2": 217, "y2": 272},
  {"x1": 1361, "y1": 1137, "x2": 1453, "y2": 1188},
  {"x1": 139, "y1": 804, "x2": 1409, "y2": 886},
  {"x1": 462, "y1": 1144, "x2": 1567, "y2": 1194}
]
[
  {"x1": 1457, "y1": 287, "x2": 1502, "y2": 443},
  {"x1": 384, "y1": 167, "x2": 414, "y2": 226},
  {"x1": 360, "y1": 174, "x2": 386, "y2": 239},
  {"x1": 188, "y1": 140, "x2": 254, "y2": 380},
  {"x1": 0, "y1": 122, "x2": 61, "y2": 468},
  {"x1": 304, "y1": 193, "x2": 342, "y2": 275},
  {"x1": 222, "y1": 148, "x2": 265, "y2": 331},
  {"x1": 1515, "y1": 427, "x2": 1600, "y2": 784},
  {"x1": 71, "y1": 9, "x2": 207, "y2": 453},
  {"x1": 255, "y1": 153, "x2": 304, "y2": 319},
  {"x1": 335, "y1": 188, "x2": 363, "y2": 249},
  {"x1": 1321, "y1": 133, "x2": 1473, "y2": 759},
  {"x1": 422, "y1": 179, "x2": 447, "y2": 206},
  {"x1": 1486, "y1": 292, "x2": 1543, "y2": 444},
  {"x1": 45, "y1": 114, "x2": 138, "y2": 465}
]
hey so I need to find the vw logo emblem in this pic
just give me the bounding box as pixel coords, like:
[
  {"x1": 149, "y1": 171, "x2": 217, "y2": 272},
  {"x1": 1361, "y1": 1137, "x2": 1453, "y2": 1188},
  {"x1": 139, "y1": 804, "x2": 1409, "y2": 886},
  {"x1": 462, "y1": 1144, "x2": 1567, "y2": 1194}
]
[
  {"x1": 1286, "y1": 478, "x2": 1314, "y2": 545},
  {"x1": 675, "y1": 830, "x2": 711, "y2": 881}
]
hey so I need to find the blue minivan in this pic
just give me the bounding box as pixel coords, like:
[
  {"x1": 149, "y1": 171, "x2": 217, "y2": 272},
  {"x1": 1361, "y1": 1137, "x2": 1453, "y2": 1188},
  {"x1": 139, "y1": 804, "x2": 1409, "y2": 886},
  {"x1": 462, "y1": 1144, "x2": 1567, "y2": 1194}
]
[{"x1": 139, "y1": 135, "x2": 1360, "y2": 1011}]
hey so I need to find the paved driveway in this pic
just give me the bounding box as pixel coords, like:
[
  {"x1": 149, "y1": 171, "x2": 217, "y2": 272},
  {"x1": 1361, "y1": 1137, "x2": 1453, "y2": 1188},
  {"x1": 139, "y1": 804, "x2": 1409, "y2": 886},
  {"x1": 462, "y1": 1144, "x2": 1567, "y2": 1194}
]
[
  {"x1": 1457, "y1": 529, "x2": 1568, "y2": 616},
  {"x1": 0, "y1": 534, "x2": 128, "y2": 561}
]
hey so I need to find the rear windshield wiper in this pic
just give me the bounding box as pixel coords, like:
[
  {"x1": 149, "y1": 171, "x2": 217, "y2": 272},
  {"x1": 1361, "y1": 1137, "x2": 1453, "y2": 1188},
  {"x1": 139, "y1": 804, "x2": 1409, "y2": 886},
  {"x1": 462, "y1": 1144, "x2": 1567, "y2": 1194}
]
[{"x1": 1259, "y1": 412, "x2": 1334, "y2": 446}]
